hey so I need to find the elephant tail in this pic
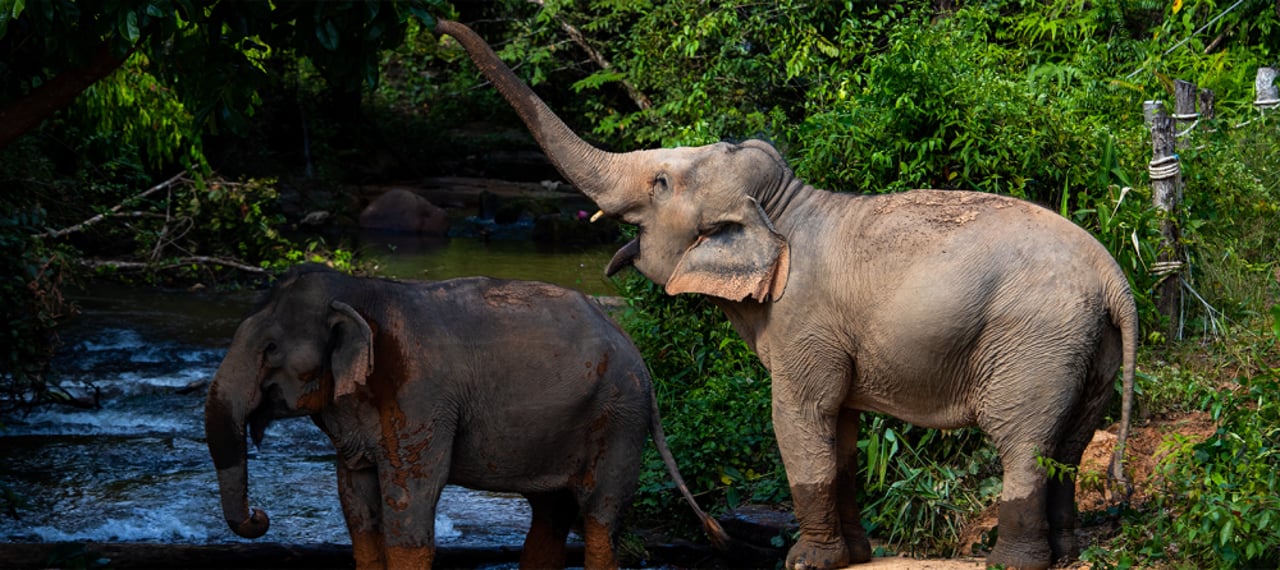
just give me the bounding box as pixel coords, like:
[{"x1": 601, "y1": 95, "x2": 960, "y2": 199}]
[
  {"x1": 648, "y1": 394, "x2": 732, "y2": 551},
  {"x1": 1107, "y1": 277, "x2": 1138, "y2": 502}
]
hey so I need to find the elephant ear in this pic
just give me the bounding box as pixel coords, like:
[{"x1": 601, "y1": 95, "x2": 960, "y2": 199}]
[
  {"x1": 328, "y1": 301, "x2": 374, "y2": 399},
  {"x1": 666, "y1": 198, "x2": 790, "y2": 302}
]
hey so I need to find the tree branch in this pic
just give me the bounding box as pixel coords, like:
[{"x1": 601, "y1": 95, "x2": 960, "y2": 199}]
[
  {"x1": 0, "y1": 40, "x2": 138, "y2": 150},
  {"x1": 33, "y1": 171, "x2": 188, "y2": 239},
  {"x1": 77, "y1": 256, "x2": 269, "y2": 275},
  {"x1": 526, "y1": 0, "x2": 652, "y2": 111}
]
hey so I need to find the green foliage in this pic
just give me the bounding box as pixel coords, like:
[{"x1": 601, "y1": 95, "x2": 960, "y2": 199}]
[
  {"x1": 1084, "y1": 313, "x2": 1280, "y2": 568},
  {"x1": 1176, "y1": 116, "x2": 1280, "y2": 322},
  {"x1": 613, "y1": 276, "x2": 787, "y2": 525},
  {"x1": 0, "y1": 205, "x2": 75, "y2": 410},
  {"x1": 71, "y1": 53, "x2": 205, "y2": 169},
  {"x1": 1, "y1": 0, "x2": 450, "y2": 160},
  {"x1": 73, "y1": 175, "x2": 364, "y2": 282},
  {"x1": 793, "y1": 8, "x2": 1118, "y2": 202},
  {"x1": 0, "y1": 137, "x2": 77, "y2": 411},
  {"x1": 859, "y1": 420, "x2": 1000, "y2": 556}
]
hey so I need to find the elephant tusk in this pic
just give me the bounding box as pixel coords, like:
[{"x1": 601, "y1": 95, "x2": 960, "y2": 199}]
[{"x1": 590, "y1": 210, "x2": 605, "y2": 223}]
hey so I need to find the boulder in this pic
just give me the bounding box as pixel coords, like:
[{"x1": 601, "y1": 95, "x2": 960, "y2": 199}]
[{"x1": 359, "y1": 188, "x2": 449, "y2": 236}]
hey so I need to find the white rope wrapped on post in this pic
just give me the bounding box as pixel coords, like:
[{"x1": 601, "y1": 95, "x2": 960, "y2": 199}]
[
  {"x1": 1237, "y1": 67, "x2": 1278, "y2": 127},
  {"x1": 1255, "y1": 67, "x2": 1278, "y2": 109},
  {"x1": 1148, "y1": 155, "x2": 1181, "y2": 181},
  {"x1": 1151, "y1": 260, "x2": 1184, "y2": 277},
  {"x1": 1174, "y1": 117, "x2": 1200, "y2": 138}
]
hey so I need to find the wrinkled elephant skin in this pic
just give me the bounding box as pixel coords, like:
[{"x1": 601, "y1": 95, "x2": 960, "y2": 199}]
[
  {"x1": 436, "y1": 19, "x2": 1138, "y2": 570},
  {"x1": 204, "y1": 265, "x2": 728, "y2": 569}
]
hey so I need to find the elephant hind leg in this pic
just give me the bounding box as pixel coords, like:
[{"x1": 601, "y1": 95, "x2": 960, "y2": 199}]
[
  {"x1": 988, "y1": 441, "x2": 1054, "y2": 570},
  {"x1": 1047, "y1": 375, "x2": 1115, "y2": 561},
  {"x1": 520, "y1": 490, "x2": 578, "y2": 570},
  {"x1": 581, "y1": 514, "x2": 620, "y2": 570}
]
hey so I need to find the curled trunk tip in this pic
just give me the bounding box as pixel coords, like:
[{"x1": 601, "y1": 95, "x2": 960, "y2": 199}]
[{"x1": 229, "y1": 508, "x2": 270, "y2": 539}]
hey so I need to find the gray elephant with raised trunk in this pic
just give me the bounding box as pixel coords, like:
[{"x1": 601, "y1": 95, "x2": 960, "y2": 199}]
[
  {"x1": 204, "y1": 265, "x2": 728, "y2": 570},
  {"x1": 435, "y1": 19, "x2": 1136, "y2": 570}
]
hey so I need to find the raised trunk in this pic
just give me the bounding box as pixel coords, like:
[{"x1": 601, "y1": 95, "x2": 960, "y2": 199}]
[
  {"x1": 204, "y1": 335, "x2": 270, "y2": 539},
  {"x1": 434, "y1": 20, "x2": 639, "y2": 216}
]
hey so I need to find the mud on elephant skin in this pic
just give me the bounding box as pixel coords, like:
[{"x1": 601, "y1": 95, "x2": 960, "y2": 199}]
[
  {"x1": 436, "y1": 19, "x2": 1138, "y2": 570},
  {"x1": 204, "y1": 265, "x2": 729, "y2": 569}
]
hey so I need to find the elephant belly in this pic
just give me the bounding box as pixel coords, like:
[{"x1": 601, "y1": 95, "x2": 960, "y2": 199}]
[
  {"x1": 446, "y1": 415, "x2": 637, "y2": 494},
  {"x1": 846, "y1": 354, "x2": 979, "y2": 430},
  {"x1": 847, "y1": 393, "x2": 975, "y2": 430}
]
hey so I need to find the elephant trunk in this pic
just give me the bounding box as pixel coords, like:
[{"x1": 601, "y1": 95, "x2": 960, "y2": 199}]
[
  {"x1": 435, "y1": 20, "x2": 641, "y2": 216},
  {"x1": 204, "y1": 330, "x2": 270, "y2": 539}
]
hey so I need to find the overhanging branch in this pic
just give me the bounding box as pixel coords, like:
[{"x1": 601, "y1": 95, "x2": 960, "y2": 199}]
[
  {"x1": 526, "y1": 0, "x2": 652, "y2": 111},
  {"x1": 0, "y1": 40, "x2": 138, "y2": 150}
]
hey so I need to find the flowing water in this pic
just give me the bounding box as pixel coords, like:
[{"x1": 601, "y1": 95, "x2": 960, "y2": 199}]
[{"x1": 0, "y1": 237, "x2": 618, "y2": 551}]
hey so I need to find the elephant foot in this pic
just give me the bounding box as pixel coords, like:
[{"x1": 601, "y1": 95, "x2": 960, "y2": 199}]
[
  {"x1": 785, "y1": 537, "x2": 851, "y2": 570},
  {"x1": 987, "y1": 537, "x2": 1051, "y2": 570},
  {"x1": 1049, "y1": 528, "x2": 1079, "y2": 562},
  {"x1": 841, "y1": 523, "x2": 872, "y2": 564}
]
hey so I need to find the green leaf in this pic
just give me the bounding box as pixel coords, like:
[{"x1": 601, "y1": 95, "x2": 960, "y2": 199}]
[
  {"x1": 124, "y1": 10, "x2": 140, "y2": 42},
  {"x1": 8, "y1": 0, "x2": 25, "y2": 19},
  {"x1": 409, "y1": 5, "x2": 435, "y2": 30},
  {"x1": 316, "y1": 19, "x2": 339, "y2": 51},
  {"x1": 571, "y1": 71, "x2": 625, "y2": 93},
  {"x1": 1270, "y1": 304, "x2": 1280, "y2": 341}
]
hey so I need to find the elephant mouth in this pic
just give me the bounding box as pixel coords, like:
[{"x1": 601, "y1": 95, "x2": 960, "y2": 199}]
[
  {"x1": 246, "y1": 388, "x2": 280, "y2": 448},
  {"x1": 605, "y1": 238, "x2": 640, "y2": 277}
]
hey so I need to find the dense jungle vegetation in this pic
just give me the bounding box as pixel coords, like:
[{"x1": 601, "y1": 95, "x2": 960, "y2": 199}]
[{"x1": 2, "y1": 0, "x2": 1278, "y2": 567}]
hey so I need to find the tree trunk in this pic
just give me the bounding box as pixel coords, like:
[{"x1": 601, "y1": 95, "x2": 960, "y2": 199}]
[{"x1": 0, "y1": 41, "x2": 134, "y2": 150}]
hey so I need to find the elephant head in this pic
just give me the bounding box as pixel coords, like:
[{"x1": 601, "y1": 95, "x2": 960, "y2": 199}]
[
  {"x1": 436, "y1": 20, "x2": 790, "y2": 302},
  {"x1": 204, "y1": 268, "x2": 374, "y2": 538}
]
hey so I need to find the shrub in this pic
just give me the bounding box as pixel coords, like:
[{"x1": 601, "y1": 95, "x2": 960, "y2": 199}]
[
  {"x1": 1084, "y1": 309, "x2": 1280, "y2": 568},
  {"x1": 615, "y1": 276, "x2": 787, "y2": 530}
]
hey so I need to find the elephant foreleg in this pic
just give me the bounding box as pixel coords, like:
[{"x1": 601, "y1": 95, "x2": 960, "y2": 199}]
[
  {"x1": 377, "y1": 426, "x2": 453, "y2": 569},
  {"x1": 835, "y1": 409, "x2": 871, "y2": 564},
  {"x1": 520, "y1": 490, "x2": 578, "y2": 570},
  {"x1": 773, "y1": 379, "x2": 850, "y2": 570},
  {"x1": 337, "y1": 463, "x2": 385, "y2": 570}
]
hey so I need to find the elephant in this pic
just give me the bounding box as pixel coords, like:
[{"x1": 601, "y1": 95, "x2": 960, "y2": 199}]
[
  {"x1": 435, "y1": 19, "x2": 1137, "y2": 570},
  {"x1": 204, "y1": 265, "x2": 729, "y2": 569}
]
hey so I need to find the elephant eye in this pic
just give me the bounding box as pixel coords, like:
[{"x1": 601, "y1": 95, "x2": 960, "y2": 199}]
[
  {"x1": 651, "y1": 174, "x2": 669, "y2": 198},
  {"x1": 264, "y1": 342, "x2": 278, "y2": 355},
  {"x1": 700, "y1": 221, "x2": 732, "y2": 236}
]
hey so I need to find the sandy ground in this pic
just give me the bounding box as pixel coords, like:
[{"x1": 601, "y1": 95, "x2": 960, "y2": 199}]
[{"x1": 846, "y1": 556, "x2": 987, "y2": 568}]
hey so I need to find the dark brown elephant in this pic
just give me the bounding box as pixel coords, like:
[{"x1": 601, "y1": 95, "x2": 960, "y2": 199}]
[
  {"x1": 204, "y1": 265, "x2": 728, "y2": 569},
  {"x1": 435, "y1": 19, "x2": 1137, "y2": 570}
]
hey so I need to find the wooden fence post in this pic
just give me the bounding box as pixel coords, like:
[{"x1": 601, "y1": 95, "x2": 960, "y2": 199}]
[
  {"x1": 1256, "y1": 67, "x2": 1279, "y2": 110},
  {"x1": 1198, "y1": 87, "x2": 1215, "y2": 122},
  {"x1": 1173, "y1": 79, "x2": 1199, "y2": 143},
  {"x1": 1145, "y1": 100, "x2": 1184, "y2": 340}
]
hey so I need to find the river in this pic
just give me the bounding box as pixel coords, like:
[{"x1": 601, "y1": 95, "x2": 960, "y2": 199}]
[{"x1": 0, "y1": 237, "x2": 618, "y2": 553}]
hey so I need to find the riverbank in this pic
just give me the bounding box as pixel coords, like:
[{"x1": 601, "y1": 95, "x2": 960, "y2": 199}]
[{"x1": 0, "y1": 541, "x2": 996, "y2": 569}]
